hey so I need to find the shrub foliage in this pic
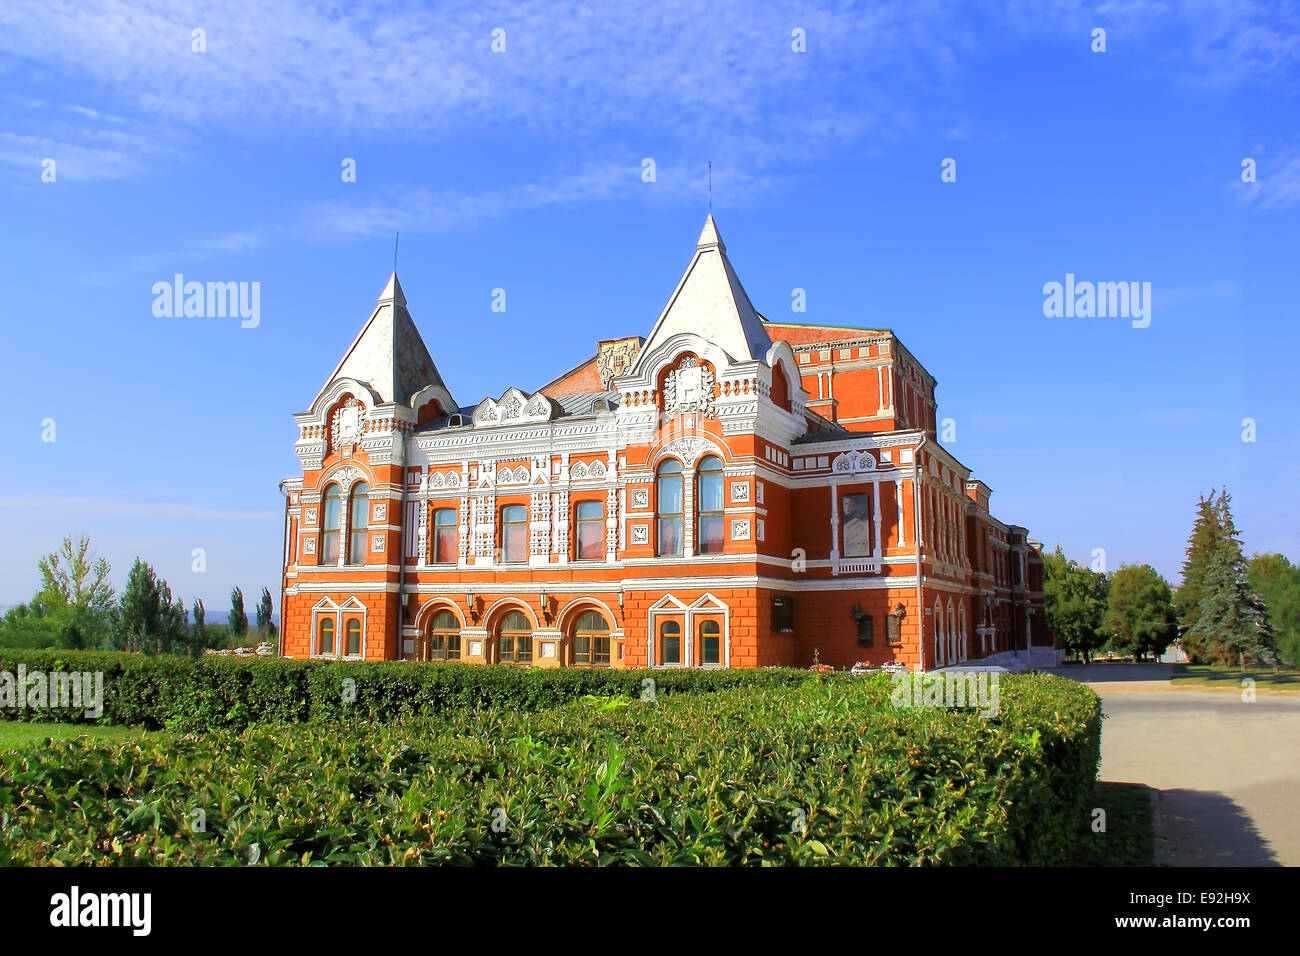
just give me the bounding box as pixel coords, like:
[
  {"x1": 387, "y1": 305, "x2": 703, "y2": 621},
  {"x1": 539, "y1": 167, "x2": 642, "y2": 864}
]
[{"x1": 0, "y1": 662, "x2": 1100, "y2": 866}]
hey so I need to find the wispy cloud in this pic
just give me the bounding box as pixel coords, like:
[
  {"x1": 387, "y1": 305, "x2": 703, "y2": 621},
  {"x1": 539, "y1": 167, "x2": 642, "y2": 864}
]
[
  {"x1": 0, "y1": 496, "x2": 279, "y2": 523},
  {"x1": 1241, "y1": 147, "x2": 1300, "y2": 211}
]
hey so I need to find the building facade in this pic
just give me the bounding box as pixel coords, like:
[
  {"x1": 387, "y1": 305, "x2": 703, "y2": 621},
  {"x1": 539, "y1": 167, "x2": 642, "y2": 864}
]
[{"x1": 279, "y1": 216, "x2": 1053, "y2": 671}]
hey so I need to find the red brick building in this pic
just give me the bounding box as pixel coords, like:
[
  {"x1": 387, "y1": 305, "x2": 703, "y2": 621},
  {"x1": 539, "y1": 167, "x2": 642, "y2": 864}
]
[{"x1": 279, "y1": 216, "x2": 1053, "y2": 670}]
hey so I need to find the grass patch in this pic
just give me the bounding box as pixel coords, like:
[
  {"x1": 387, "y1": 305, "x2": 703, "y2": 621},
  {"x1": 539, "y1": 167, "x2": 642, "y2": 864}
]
[
  {"x1": 1075, "y1": 782, "x2": 1155, "y2": 866},
  {"x1": 0, "y1": 722, "x2": 151, "y2": 751},
  {"x1": 1171, "y1": 663, "x2": 1300, "y2": 692}
]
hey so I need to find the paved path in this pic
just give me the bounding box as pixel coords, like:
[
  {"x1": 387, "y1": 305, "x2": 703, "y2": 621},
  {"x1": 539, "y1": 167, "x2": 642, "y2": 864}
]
[{"x1": 1048, "y1": 666, "x2": 1300, "y2": 866}]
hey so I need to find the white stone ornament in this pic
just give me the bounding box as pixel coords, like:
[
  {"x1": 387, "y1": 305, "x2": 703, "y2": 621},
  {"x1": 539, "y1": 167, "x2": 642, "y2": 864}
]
[
  {"x1": 832, "y1": 451, "x2": 876, "y2": 474},
  {"x1": 332, "y1": 398, "x2": 363, "y2": 448},
  {"x1": 664, "y1": 356, "x2": 716, "y2": 418},
  {"x1": 631, "y1": 525, "x2": 649, "y2": 544}
]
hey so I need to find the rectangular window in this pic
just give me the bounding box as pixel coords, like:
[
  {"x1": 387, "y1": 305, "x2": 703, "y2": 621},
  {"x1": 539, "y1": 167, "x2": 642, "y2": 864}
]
[
  {"x1": 662, "y1": 633, "x2": 681, "y2": 665},
  {"x1": 433, "y1": 508, "x2": 457, "y2": 563},
  {"x1": 841, "y1": 493, "x2": 871, "y2": 557},
  {"x1": 772, "y1": 596, "x2": 795, "y2": 632},
  {"x1": 699, "y1": 620, "x2": 721, "y2": 666},
  {"x1": 501, "y1": 505, "x2": 527, "y2": 562},
  {"x1": 575, "y1": 500, "x2": 605, "y2": 560}
]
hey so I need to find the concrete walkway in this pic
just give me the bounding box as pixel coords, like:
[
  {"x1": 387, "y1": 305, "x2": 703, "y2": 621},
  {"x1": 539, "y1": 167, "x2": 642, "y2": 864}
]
[{"x1": 1048, "y1": 665, "x2": 1299, "y2": 866}]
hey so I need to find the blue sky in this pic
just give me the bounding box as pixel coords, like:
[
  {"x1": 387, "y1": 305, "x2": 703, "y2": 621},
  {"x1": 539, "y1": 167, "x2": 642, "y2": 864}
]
[{"x1": 0, "y1": 0, "x2": 1296, "y2": 611}]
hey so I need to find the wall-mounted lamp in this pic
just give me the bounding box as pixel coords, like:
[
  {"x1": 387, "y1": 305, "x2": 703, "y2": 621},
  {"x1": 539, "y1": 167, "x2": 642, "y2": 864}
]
[
  {"x1": 617, "y1": 587, "x2": 626, "y2": 624},
  {"x1": 466, "y1": 592, "x2": 477, "y2": 622},
  {"x1": 539, "y1": 590, "x2": 551, "y2": 625}
]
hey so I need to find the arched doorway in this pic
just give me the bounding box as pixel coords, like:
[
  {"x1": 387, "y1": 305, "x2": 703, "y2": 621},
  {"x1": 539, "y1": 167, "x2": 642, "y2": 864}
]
[
  {"x1": 571, "y1": 610, "x2": 611, "y2": 667},
  {"x1": 497, "y1": 610, "x2": 533, "y2": 665},
  {"x1": 426, "y1": 609, "x2": 461, "y2": 661}
]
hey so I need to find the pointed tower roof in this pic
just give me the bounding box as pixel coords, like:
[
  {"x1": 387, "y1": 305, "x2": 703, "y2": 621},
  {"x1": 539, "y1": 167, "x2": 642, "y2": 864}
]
[
  {"x1": 632, "y1": 215, "x2": 772, "y2": 370},
  {"x1": 313, "y1": 272, "x2": 449, "y2": 409}
]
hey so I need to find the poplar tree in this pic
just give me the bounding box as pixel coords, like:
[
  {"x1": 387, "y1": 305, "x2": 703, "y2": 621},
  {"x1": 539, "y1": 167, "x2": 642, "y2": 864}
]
[
  {"x1": 229, "y1": 586, "x2": 248, "y2": 639},
  {"x1": 256, "y1": 587, "x2": 275, "y2": 639},
  {"x1": 191, "y1": 598, "x2": 208, "y2": 657}
]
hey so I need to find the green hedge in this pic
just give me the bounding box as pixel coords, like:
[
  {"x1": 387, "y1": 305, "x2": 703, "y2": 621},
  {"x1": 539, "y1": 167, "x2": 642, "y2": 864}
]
[
  {"x1": 0, "y1": 649, "x2": 819, "y2": 732},
  {"x1": 0, "y1": 674, "x2": 1100, "y2": 865}
]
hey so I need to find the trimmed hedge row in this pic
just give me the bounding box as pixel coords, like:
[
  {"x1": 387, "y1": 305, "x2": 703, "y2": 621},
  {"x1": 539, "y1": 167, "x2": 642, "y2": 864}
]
[
  {"x1": 0, "y1": 649, "x2": 820, "y2": 732},
  {"x1": 0, "y1": 673, "x2": 1101, "y2": 865}
]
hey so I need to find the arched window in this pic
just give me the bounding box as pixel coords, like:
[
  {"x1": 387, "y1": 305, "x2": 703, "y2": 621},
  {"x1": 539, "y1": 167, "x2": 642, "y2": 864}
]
[
  {"x1": 656, "y1": 460, "x2": 683, "y2": 556},
  {"x1": 345, "y1": 619, "x2": 362, "y2": 657},
  {"x1": 573, "y1": 610, "x2": 610, "y2": 666},
  {"x1": 696, "y1": 455, "x2": 724, "y2": 554},
  {"x1": 699, "y1": 619, "x2": 721, "y2": 666},
  {"x1": 321, "y1": 485, "x2": 342, "y2": 564},
  {"x1": 433, "y1": 508, "x2": 457, "y2": 564},
  {"x1": 660, "y1": 620, "x2": 682, "y2": 666},
  {"x1": 575, "y1": 500, "x2": 605, "y2": 560},
  {"x1": 498, "y1": 610, "x2": 532, "y2": 664},
  {"x1": 317, "y1": 617, "x2": 335, "y2": 656},
  {"x1": 500, "y1": 505, "x2": 527, "y2": 563},
  {"x1": 348, "y1": 482, "x2": 370, "y2": 564},
  {"x1": 841, "y1": 493, "x2": 870, "y2": 557},
  {"x1": 429, "y1": 609, "x2": 461, "y2": 661}
]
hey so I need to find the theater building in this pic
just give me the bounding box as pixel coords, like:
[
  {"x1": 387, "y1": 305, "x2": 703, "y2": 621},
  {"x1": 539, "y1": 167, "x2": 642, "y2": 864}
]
[{"x1": 278, "y1": 216, "x2": 1053, "y2": 670}]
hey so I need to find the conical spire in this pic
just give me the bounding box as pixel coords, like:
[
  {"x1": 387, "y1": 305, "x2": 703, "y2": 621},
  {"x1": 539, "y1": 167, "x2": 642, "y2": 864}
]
[
  {"x1": 632, "y1": 215, "x2": 771, "y2": 369},
  {"x1": 696, "y1": 213, "x2": 725, "y2": 253},
  {"x1": 312, "y1": 273, "x2": 450, "y2": 409},
  {"x1": 377, "y1": 271, "x2": 406, "y2": 306}
]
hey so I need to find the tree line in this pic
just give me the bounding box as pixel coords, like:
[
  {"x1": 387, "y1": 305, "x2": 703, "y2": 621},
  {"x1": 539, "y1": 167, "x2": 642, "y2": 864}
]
[
  {"x1": 1044, "y1": 489, "x2": 1296, "y2": 667},
  {"x1": 0, "y1": 535, "x2": 277, "y2": 656}
]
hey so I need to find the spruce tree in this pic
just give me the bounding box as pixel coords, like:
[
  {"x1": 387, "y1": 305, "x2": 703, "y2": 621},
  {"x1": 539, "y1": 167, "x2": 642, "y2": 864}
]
[
  {"x1": 118, "y1": 559, "x2": 162, "y2": 654},
  {"x1": 1185, "y1": 490, "x2": 1276, "y2": 666},
  {"x1": 1176, "y1": 491, "x2": 1224, "y2": 656}
]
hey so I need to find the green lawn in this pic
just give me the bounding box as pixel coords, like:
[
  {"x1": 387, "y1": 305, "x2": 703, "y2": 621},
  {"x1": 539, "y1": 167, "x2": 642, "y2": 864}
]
[
  {"x1": 0, "y1": 722, "x2": 152, "y2": 751},
  {"x1": 1076, "y1": 782, "x2": 1156, "y2": 867},
  {"x1": 1171, "y1": 663, "x2": 1300, "y2": 692}
]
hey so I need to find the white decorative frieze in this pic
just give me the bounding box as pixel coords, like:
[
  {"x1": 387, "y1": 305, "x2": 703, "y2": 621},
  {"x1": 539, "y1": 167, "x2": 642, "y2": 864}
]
[
  {"x1": 373, "y1": 502, "x2": 387, "y2": 521},
  {"x1": 731, "y1": 518, "x2": 751, "y2": 541},
  {"x1": 832, "y1": 451, "x2": 877, "y2": 474},
  {"x1": 372, "y1": 534, "x2": 385, "y2": 553},
  {"x1": 304, "y1": 507, "x2": 317, "y2": 526},
  {"x1": 664, "y1": 435, "x2": 720, "y2": 466},
  {"x1": 730, "y1": 481, "x2": 750, "y2": 503},
  {"x1": 326, "y1": 465, "x2": 364, "y2": 492},
  {"x1": 472, "y1": 388, "x2": 558, "y2": 428},
  {"x1": 630, "y1": 488, "x2": 649, "y2": 510},
  {"x1": 301, "y1": 537, "x2": 316, "y2": 555},
  {"x1": 630, "y1": 524, "x2": 649, "y2": 545}
]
